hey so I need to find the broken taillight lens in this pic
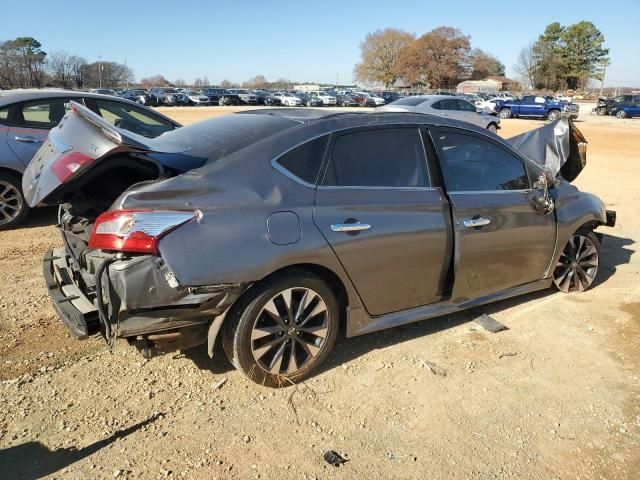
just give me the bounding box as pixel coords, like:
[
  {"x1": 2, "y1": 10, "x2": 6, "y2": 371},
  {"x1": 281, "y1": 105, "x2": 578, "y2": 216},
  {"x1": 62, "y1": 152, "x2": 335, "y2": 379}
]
[
  {"x1": 89, "y1": 210, "x2": 198, "y2": 254},
  {"x1": 51, "y1": 151, "x2": 95, "y2": 182}
]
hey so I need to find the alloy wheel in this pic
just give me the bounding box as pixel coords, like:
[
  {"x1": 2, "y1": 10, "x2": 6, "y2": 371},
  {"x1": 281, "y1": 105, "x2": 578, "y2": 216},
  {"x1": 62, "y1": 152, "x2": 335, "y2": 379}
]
[
  {"x1": 0, "y1": 180, "x2": 23, "y2": 226},
  {"x1": 250, "y1": 287, "x2": 329, "y2": 375},
  {"x1": 553, "y1": 234, "x2": 599, "y2": 292}
]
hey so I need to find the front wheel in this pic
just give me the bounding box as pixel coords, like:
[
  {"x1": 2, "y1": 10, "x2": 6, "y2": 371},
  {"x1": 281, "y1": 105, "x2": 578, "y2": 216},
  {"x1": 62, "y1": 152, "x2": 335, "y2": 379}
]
[
  {"x1": 553, "y1": 230, "x2": 600, "y2": 293},
  {"x1": 499, "y1": 108, "x2": 511, "y2": 119},
  {"x1": 222, "y1": 270, "x2": 339, "y2": 387},
  {"x1": 616, "y1": 110, "x2": 627, "y2": 119},
  {"x1": 487, "y1": 123, "x2": 498, "y2": 134},
  {"x1": 0, "y1": 173, "x2": 29, "y2": 230}
]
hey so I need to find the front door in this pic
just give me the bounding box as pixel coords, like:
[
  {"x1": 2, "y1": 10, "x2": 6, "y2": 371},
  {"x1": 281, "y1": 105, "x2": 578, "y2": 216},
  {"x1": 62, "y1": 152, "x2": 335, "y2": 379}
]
[
  {"x1": 6, "y1": 98, "x2": 72, "y2": 166},
  {"x1": 313, "y1": 126, "x2": 453, "y2": 316},
  {"x1": 430, "y1": 127, "x2": 557, "y2": 302}
]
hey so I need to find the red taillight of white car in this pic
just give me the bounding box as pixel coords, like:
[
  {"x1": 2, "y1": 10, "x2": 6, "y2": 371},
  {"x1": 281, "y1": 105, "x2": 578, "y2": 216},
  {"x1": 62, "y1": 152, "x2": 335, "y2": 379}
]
[
  {"x1": 51, "y1": 151, "x2": 95, "y2": 182},
  {"x1": 89, "y1": 210, "x2": 199, "y2": 254}
]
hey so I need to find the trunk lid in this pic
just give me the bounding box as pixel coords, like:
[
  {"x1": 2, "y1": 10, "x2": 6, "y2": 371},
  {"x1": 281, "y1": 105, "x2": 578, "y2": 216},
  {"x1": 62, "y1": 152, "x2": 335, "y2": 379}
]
[{"x1": 22, "y1": 101, "x2": 190, "y2": 207}]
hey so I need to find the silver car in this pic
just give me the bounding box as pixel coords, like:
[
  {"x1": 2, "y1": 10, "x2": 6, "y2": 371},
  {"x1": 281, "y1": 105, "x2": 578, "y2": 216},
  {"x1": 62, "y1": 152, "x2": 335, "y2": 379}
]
[
  {"x1": 0, "y1": 89, "x2": 181, "y2": 230},
  {"x1": 381, "y1": 95, "x2": 500, "y2": 133}
]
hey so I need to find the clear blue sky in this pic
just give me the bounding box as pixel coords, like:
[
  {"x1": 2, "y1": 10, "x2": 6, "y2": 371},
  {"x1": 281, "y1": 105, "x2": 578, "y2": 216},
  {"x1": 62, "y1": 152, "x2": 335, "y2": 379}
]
[{"x1": 3, "y1": 0, "x2": 639, "y2": 87}]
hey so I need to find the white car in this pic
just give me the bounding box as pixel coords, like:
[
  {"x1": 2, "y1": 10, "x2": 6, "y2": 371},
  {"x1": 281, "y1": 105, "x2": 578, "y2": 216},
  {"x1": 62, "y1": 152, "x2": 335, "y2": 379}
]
[
  {"x1": 476, "y1": 97, "x2": 503, "y2": 113},
  {"x1": 367, "y1": 93, "x2": 386, "y2": 106},
  {"x1": 380, "y1": 95, "x2": 501, "y2": 133},
  {"x1": 309, "y1": 91, "x2": 337, "y2": 106},
  {"x1": 273, "y1": 92, "x2": 302, "y2": 106},
  {"x1": 184, "y1": 90, "x2": 210, "y2": 106}
]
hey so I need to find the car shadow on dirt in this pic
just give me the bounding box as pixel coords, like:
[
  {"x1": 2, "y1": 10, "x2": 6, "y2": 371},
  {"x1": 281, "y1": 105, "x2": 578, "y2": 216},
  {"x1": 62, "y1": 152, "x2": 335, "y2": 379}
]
[
  {"x1": 0, "y1": 413, "x2": 162, "y2": 480},
  {"x1": 182, "y1": 232, "x2": 634, "y2": 378},
  {"x1": 595, "y1": 233, "x2": 635, "y2": 287}
]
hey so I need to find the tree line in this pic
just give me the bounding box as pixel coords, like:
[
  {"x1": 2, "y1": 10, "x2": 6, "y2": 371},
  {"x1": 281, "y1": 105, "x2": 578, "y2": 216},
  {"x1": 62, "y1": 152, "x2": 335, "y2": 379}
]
[
  {"x1": 354, "y1": 27, "x2": 505, "y2": 89},
  {"x1": 514, "y1": 21, "x2": 609, "y2": 90},
  {"x1": 0, "y1": 37, "x2": 134, "y2": 89},
  {"x1": 354, "y1": 21, "x2": 609, "y2": 91}
]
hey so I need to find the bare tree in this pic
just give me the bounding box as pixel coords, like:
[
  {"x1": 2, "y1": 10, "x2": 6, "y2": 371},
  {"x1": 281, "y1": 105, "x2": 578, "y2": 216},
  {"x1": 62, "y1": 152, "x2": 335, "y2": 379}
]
[
  {"x1": 68, "y1": 55, "x2": 88, "y2": 88},
  {"x1": 470, "y1": 49, "x2": 505, "y2": 80},
  {"x1": 398, "y1": 27, "x2": 471, "y2": 89},
  {"x1": 220, "y1": 79, "x2": 233, "y2": 89},
  {"x1": 47, "y1": 51, "x2": 75, "y2": 88},
  {"x1": 140, "y1": 74, "x2": 169, "y2": 87},
  {"x1": 174, "y1": 78, "x2": 187, "y2": 87},
  {"x1": 193, "y1": 77, "x2": 204, "y2": 88},
  {"x1": 354, "y1": 28, "x2": 415, "y2": 87}
]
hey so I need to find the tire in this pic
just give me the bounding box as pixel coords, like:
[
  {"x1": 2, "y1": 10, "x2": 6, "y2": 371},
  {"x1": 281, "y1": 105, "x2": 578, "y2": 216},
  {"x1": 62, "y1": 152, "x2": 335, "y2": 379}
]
[
  {"x1": 222, "y1": 269, "x2": 339, "y2": 387},
  {"x1": 498, "y1": 108, "x2": 511, "y2": 119},
  {"x1": 487, "y1": 123, "x2": 498, "y2": 134},
  {"x1": 0, "y1": 172, "x2": 29, "y2": 230},
  {"x1": 616, "y1": 110, "x2": 627, "y2": 119},
  {"x1": 552, "y1": 229, "x2": 600, "y2": 293},
  {"x1": 547, "y1": 109, "x2": 561, "y2": 121}
]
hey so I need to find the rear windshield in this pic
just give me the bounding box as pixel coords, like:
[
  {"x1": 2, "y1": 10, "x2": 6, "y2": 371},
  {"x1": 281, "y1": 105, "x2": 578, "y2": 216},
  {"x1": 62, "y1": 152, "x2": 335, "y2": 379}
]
[
  {"x1": 390, "y1": 97, "x2": 427, "y2": 106},
  {"x1": 156, "y1": 113, "x2": 298, "y2": 164}
]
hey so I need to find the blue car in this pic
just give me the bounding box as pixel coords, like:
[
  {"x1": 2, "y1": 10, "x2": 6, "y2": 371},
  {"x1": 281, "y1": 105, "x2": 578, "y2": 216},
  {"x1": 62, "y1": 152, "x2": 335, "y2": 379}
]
[
  {"x1": 611, "y1": 104, "x2": 640, "y2": 119},
  {"x1": 0, "y1": 90, "x2": 181, "y2": 230}
]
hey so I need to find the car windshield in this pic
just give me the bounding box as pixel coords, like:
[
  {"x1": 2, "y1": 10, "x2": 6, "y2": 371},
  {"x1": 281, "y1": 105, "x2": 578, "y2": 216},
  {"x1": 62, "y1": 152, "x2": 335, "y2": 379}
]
[
  {"x1": 156, "y1": 113, "x2": 299, "y2": 165},
  {"x1": 187, "y1": 91, "x2": 200, "y2": 95},
  {"x1": 165, "y1": 89, "x2": 179, "y2": 93},
  {"x1": 390, "y1": 97, "x2": 426, "y2": 106}
]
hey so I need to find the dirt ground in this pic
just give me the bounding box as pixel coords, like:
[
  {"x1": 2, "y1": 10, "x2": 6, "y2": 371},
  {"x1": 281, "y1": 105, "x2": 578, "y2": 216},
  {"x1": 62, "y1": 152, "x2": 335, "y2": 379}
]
[{"x1": 1, "y1": 104, "x2": 639, "y2": 480}]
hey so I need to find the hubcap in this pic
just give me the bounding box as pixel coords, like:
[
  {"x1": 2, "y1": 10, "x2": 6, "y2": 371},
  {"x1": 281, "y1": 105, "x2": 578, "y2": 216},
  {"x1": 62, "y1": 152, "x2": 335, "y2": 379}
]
[
  {"x1": 250, "y1": 287, "x2": 329, "y2": 375},
  {"x1": 0, "y1": 181, "x2": 23, "y2": 226},
  {"x1": 553, "y1": 234, "x2": 599, "y2": 293}
]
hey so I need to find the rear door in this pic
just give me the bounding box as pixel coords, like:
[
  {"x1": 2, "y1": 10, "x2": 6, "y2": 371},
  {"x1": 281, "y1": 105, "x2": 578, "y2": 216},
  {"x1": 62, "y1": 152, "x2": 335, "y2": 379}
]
[
  {"x1": 313, "y1": 126, "x2": 453, "y2": 316},
  {"x1": 6, "y1": 98, "x2": 73, "y2": 166},
  {"x1": 430, "y1": 127, "x2": 556, "y2": 302}
]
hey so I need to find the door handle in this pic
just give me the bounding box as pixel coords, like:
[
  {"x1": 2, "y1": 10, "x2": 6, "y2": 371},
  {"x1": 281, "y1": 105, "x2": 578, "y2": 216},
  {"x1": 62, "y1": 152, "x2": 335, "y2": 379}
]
[
  {"x1": 14, "y1": 135, "x2": 43, "y2": 143},
  {"x1": 462, "y1": 217, "x2": 491, "y2": 228},
  {"x1": 331, "y1": 222, "x2": 371, "y2": 233}
]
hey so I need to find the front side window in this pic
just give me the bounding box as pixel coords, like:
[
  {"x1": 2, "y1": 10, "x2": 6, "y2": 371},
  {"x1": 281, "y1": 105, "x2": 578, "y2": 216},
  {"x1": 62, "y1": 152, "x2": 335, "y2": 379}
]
[
  {"x1": 434, "y1": 131, "x2": 530, "y2": 192},
  {"x1": 322, "y1": 128, "x2": 428, "y2": 188},
  {"x1": 275, "y1": 136, "x2": 329, "y2": 184},
  {"x1": 0, "y1": 106, "x2": 8, "y2": 123},
  {"x1": 95, "y1": 100, "x2": 174, "y2": 138},
  {"x1": 19, "y1": 99, "x2": 71, "y2": 129}
]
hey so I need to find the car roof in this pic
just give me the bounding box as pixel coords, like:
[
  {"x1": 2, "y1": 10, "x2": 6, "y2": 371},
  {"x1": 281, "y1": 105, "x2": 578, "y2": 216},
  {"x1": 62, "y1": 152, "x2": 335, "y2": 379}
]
[{"x1": 237, "y1": 108, "x2": 490, "y2": 134}]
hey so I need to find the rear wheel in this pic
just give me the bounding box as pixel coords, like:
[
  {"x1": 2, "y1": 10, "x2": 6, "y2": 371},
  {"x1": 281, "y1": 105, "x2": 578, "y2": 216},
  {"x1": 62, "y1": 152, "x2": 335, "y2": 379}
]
[
  {"x1": 547, "y1": 109, "x2": 561, "y2": 121},
  {"x1": 553, "y1": 230, "x2": 600, "y2": 293},
  {"x1": 0, "y1": 173, "x2": 29, "y2": 230},
  {"x1": 487, "y1": 123, "x2": 498, "y2": 134},
  {"x1": 222, "y1": 270, "x2": 339, "y2": 387},
  {"x1": 499, "y1": 108, "x2": 511, "y2": 119}
]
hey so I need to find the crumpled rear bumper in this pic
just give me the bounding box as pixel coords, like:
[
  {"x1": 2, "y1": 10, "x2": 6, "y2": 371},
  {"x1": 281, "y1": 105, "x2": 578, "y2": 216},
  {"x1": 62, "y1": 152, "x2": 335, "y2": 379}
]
[{"x1": 43, "y1": 247, "x2": 245, "y2": 341}]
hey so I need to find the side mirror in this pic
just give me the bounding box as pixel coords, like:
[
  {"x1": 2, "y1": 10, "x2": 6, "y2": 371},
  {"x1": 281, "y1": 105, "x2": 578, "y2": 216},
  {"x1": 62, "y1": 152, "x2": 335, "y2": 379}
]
[{"x1": 532, "y1": 174, "x2": 554, "y2": 214}]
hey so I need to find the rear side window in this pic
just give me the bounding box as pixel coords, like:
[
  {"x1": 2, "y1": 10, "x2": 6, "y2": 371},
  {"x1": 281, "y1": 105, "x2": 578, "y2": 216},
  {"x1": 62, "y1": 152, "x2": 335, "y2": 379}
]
[
  {"x1": 0, "y1": 106, "x2": 8, "y2": 123},
  {"x1": 322, "y1": 128, "x2": 428, "y2": 188},
  {"x1": 434, "y1": 131, "x2": 529, "y2": 191},
  {"x1": 275, "y1": 136, "x2": 328, "y2": 184},
  {"x1": 456, "y1": 100, "x2": 476, "y2": 112},
  {"x1": 434, "y1": 99, "x2": 458, "y2": 110},
  {"x1": 21, "y1": 99, "x2": 71, "y2": 129},
  {"x1": 94, "y1": 100, "x2": 174, "y2": 138}
]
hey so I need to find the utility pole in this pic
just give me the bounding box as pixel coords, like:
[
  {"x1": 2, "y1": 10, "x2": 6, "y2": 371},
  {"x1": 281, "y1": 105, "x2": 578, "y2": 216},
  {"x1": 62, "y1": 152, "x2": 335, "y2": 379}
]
[
  {"x1": 98, "y1": 55, "x2": 102, "y2": 88},
  {"x1": 600, "y1": 63, "x2": 606, "y2": 97}
]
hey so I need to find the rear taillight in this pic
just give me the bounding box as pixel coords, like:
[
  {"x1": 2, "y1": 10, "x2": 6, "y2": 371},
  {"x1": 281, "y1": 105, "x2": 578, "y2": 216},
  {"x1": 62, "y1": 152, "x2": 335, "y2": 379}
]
[
  {"x1": 51, "y1": 151, "x2": 95, "y2": 182},
  {"x1": 89, "y1": 210, "x2": 198, "y2": 254}
]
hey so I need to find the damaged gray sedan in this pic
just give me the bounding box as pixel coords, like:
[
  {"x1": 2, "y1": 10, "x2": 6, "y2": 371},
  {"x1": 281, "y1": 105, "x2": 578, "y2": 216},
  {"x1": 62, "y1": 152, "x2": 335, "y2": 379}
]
[{"x1": 24, "y1": 103, "x2": 616, "y2": 387}]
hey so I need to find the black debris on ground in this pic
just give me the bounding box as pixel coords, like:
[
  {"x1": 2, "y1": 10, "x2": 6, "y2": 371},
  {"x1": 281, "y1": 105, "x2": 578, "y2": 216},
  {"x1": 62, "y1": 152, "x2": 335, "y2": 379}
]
[
  {"x1": 474, "y1": 314, "x2": 508, "y2": 333},
  {"x1": 323, "y1": 450, "x2": 348, "y2": 467}
]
